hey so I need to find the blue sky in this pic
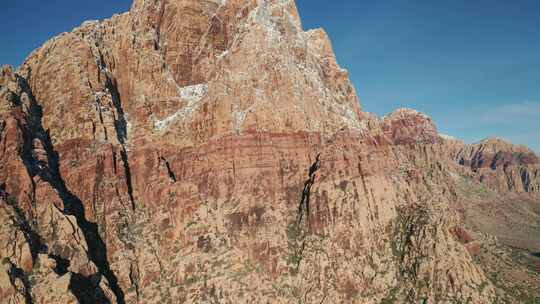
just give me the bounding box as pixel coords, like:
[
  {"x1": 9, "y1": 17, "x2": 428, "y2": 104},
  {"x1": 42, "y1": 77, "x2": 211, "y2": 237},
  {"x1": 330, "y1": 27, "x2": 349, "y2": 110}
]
[{"x1": 1, "y1": 1, "x2": 539, "y2": 152}]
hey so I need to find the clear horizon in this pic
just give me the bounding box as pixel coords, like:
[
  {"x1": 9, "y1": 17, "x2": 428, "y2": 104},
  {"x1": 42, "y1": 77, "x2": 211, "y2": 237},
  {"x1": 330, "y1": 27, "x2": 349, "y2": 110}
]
[{"x1": 1, "y1": 0, "x2": 538, "y2": 152}]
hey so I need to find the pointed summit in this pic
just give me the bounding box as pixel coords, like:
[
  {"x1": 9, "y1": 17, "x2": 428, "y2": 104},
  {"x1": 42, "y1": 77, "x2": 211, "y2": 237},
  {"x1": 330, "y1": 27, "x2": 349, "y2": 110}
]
[{"x1": 16, "y1": 0, "x2": 363, "y2": 147}]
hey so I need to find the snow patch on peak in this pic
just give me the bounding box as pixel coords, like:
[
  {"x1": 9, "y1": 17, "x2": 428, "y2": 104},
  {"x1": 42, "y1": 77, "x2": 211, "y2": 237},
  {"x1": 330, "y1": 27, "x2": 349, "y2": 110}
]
[
  {"x1": 179, "y1": 83, "x2": 208, "y2": 103},
  {"x1": 154, "y1": 83, "x2": 209, "y2": 131}
]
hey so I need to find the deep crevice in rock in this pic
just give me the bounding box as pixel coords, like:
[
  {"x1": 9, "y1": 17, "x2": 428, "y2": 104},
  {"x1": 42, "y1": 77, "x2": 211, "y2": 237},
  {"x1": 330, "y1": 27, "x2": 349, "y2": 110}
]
[
  {"x1": 297, "y1": 153, "x2": 321, "y2": 226},
  {"x1": 68, "y1": 272, "x2": 112, "y2": 304},
  {"x1": 1, "y1": 192, "x2": 47, "y2": 262},
  {"x1": 6, "y1": 260, "x2": 34, "y2": 304},
  {"x1": 286, "y1": 154, "x2": 322, "y2": 273},
  {"x1": 49, "y1": 254, "x2": 71, "y2": 275},
  {"x1": 520, "y1": 167, "x2": 531, "y2": 192},
  {"x1": 14, "y1": 75, "x2": 126, "y2": 304},
  {"x1": 160, "y1": 156, "x2": 177, "y2": 183},
  {"x1": 129, "y1": 262, "x2": 141, "y2": 302},
  {"x1": 120, "y1": 148, "x2": 135, "y2": 210},
  {"x1": 105, "y1": 77, "x2": 127, "y2": 145},
  {"x1": 95, "y1": 99, "x2": 109, "y2": 142},
  {"x1": 105, "y1": 76, "x2": 135, "y2": 210}
]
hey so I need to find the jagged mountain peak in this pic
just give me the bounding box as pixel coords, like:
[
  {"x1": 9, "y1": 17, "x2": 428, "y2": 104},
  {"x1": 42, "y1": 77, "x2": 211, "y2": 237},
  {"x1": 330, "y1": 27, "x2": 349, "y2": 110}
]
[
  {"x1": 474, "y1": 136, "x2": 536, "y2": 155},
  {"x1": 14, "y1": 0, "x2": 362, "y2": 148}
]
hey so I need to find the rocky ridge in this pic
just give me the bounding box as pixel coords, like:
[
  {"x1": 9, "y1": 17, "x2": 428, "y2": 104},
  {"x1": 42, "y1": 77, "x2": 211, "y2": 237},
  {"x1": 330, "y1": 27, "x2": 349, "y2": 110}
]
[{"x1": 1, "y1": 0, "x2": 539, "y2": 303}]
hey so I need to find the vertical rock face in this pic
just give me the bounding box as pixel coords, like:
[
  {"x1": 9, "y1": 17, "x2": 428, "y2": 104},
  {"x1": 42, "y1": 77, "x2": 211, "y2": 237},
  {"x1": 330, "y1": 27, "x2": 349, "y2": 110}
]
[
  {"x1": 17, "y1": 0, "x2": 362, "y2": 149},
  {"x1": 0, "y1": 1, "x2": 538, "y2": 303}
]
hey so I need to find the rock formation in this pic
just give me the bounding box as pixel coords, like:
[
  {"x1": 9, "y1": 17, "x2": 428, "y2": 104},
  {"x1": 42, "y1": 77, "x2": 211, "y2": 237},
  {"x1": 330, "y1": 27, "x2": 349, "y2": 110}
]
[
  {"x1": 449, "y1": 137, "x2": 540, "y2": 193},
  {"x1": 0, "y1": 0, "x2": 538, "y2": 303}
]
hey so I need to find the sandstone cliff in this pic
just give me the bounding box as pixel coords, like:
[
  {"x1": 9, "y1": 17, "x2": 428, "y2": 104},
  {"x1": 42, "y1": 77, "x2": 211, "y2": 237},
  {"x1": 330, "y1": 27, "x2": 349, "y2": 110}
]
[{"x1": 1, "y1": 1, "x2": 538, "y2": 303}]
